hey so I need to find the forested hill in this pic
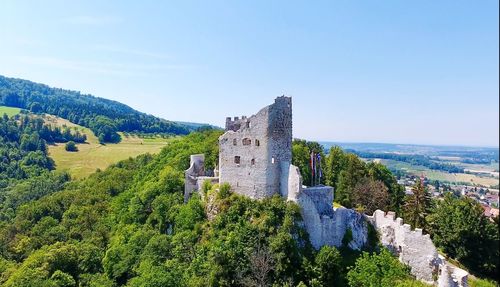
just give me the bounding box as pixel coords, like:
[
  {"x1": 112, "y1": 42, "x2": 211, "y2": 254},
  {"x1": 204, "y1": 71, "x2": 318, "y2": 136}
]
[{"x1": 0, "y1": 75, "x2": 193, "y2": 143}]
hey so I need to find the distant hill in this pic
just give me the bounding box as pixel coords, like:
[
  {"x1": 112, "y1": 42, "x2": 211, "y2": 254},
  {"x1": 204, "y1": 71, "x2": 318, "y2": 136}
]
[
  {"x1": 0, "y1": 75, "x2": 194, "y2": 142},
  {"x1": 320, "y1": 141, "x2": 499, "y2": 160},
  {"x1": 175, "y1": 121, "x2": 221, "y2": 130}
]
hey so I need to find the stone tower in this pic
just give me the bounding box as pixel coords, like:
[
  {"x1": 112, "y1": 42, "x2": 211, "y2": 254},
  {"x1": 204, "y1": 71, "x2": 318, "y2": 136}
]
[{"x1": 218, "y1": 96, "x2": 292, "y2": 199}]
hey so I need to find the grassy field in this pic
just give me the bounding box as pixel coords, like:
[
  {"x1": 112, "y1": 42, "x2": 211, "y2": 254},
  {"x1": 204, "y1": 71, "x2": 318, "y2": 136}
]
[
  {"x1": 380, "y1": 159, "x2": 499, "y2": 187},
  {"x1": 45, "y1": 115, "x2": 172, "y2": 179},
  {"x1": 0, "y1": 105, "x2": 22, "y2": 117}
]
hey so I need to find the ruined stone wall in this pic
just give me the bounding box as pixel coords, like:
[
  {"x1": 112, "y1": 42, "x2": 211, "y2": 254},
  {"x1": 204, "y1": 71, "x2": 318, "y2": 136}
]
[
  {"x1": 218, "y1": 96, "x2": 292, "y2": 199},
  {"x1": 297, "y1": 186, "x2": 368, "y2": 250},
  {"x1": 184, "y1": 95, "x2": 469, "y2": 287},
  {"x1": 184, "y1": 154, "x2": 207, "y2": 202},
  {"x1": 284, "y1": 164, "x2": 302, "y2": 201},
  {"x1": 268, "y1": 97, "x2": 292, "y2": 197},
  {"x1": 367, "y1": 210, "x2": 468, "y2": 286}
]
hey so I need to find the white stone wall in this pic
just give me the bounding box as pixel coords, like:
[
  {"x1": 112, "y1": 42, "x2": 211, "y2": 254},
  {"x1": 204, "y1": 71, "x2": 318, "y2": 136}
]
[
  {"x1": 219, "y1": 97, "x2": 292, "y2": 199},
  {"x1": 184, "y1": 154, "x2": 207, "y2": 202},
  {"x1": 366, "y1": 210, "x2": 468, "y2": 286},
  {"x1": 284, "y1": 164, "x2": 302, "y2": 202},
  {"x1": 297, "y1": 186, "x2": 369, "y2": 250}
]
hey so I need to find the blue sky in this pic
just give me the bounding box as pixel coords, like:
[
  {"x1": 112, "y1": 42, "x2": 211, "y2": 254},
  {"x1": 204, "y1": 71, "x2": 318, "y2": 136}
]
[{"x1": 0, "y1": 1, "x2": 498, "y2": 147}]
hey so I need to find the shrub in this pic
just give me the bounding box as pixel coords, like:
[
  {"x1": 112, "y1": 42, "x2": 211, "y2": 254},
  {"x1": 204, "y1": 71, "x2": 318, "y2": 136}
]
[{"x1": 65, "y1": 141, "x2": 78, "y2": 152}]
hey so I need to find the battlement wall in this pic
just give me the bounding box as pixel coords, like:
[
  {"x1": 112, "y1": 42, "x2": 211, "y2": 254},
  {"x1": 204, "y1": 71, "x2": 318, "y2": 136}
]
[
  {"x1": 219, "y1": 96, "x2": 292, "y2": 199},
  {"x1": 298, "y1": 186, "x2": 368, "y2": 250},
  {"x1": 366, "y1": 210, "x2": 468, "y2": 286}
]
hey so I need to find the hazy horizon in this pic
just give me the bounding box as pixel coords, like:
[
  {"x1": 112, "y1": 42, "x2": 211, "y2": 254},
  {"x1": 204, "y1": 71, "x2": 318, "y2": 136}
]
[{"x1": 1, "y1": 1, "x2": 498, "y2": 147}]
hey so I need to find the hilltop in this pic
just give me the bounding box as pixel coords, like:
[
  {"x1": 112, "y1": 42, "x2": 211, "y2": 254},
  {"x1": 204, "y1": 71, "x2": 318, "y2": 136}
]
[{"x1": 0, "y1": 75, "x2": 212, "y2": 143}]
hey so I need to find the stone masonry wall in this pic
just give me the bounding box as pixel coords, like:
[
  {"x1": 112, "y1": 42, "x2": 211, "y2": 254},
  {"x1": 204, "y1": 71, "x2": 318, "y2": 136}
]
[
  {"x1": 184, "y1": 154, "x2": 206, "y2": 202},
  {"x1": 297, "y1": 186, "x2": 368, "y2": 250},
  {"x1": 367, "y1": 210, "x2": 468, "y2": 286},
  {"x1": 218, "y1": 96, "x2": 292, "y2": 199}
]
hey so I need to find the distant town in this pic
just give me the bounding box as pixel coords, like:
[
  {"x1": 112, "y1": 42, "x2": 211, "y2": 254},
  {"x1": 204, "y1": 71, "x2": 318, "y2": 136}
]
[{"x1": 322, "y1": 142, "x2": 500, "y2": 220}]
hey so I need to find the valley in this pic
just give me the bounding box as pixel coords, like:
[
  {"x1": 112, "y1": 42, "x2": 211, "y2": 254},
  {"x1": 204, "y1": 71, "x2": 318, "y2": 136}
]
[{"x1": 42, "y1": 114, "x2": 172, "y2": 179}]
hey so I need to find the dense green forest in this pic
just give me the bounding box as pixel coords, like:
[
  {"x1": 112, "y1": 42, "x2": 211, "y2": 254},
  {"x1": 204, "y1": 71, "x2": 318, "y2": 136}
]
[
  {"x1": 0, "y1": 113, "x2": 84, "y2": 188},
  {"x1": 0, "y1": 75, "x2": 193, "y2": 143},
  {"x1": 0, "y1": 116, "x2": 497, "y2": 285}
]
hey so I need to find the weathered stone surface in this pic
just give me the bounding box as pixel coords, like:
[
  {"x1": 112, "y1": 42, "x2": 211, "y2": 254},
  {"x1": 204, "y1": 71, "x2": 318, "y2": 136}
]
[
  {"x1": 367, "y1": 210, "x2": 468, "y2": 286},
  {"x1": 219, "y1": 96, "x2": 292, "y2": 199},
  {"x1": 184, "y1": 154, "x2": 208, "y2": 202}
]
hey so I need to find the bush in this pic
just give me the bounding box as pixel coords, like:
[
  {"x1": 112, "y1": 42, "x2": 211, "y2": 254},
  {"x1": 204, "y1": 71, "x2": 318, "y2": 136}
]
[
  {"x1": 347, "y1": 248, "x2": 410, "y2": 287},
  {"x1": 469, "y1": 278, "x2": 497, "y2": 287},
  {"x1": 65, "y1": 141, "x2": 78, "y2": 152}
]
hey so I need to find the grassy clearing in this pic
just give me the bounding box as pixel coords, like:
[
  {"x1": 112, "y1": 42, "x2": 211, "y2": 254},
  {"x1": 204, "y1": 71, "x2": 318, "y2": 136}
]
[
  {"x1": 46, "y1": 114, "x2": 172, "y2": 179},
  {"x1": 0, "y1": 106, "x2": 22, "y2": 117},
  {"x1": 469, "y1": 277, "x2": 497, "y2": 287}
]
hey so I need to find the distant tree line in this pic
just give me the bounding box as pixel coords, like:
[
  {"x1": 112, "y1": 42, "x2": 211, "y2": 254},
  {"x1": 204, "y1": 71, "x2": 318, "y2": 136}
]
[
  {"x1": 292, "y1": 140, "x2": 406, "y2": 214},
  {"x1": 349, "y1": 150, "x2": 464, "y2": 173},
  {"x1": 0, "y1": 113, "x2": 85, "y2": 188},
  {"x1": 437, "y1": 150, "x2": 499, "y2": 163},
  {"x1": 0, "y1": 75, "x2": 192, "y2": 143}
]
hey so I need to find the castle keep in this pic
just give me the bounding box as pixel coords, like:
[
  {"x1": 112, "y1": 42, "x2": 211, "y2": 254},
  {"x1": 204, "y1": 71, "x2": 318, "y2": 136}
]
[
  {"x1": 185, "y1": 97, "x2": 468, "y2": 287},
  {"x1": 219, "y1": 96, "x2": 292, "y2": 199}
]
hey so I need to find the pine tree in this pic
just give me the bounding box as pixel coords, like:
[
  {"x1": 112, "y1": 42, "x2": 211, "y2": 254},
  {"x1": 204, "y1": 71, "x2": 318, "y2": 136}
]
[{"x1": 404, "y1": 178, "x2": 432, "y2": 230}]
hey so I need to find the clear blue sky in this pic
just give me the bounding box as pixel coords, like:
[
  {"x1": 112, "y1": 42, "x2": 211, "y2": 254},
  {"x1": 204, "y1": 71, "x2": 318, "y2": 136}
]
[{"x1": 1, "y1": 1, "x2": 498, "y2": 147}]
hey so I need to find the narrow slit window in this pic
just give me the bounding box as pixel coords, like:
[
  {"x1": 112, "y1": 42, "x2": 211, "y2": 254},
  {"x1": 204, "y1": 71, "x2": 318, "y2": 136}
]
[
  {"x1": 255, "y1": 139, "x2": 260, "y2": 146},
  {"x1": 234, "y1": 156, "x2": 241, "y2": 164},
  {"x1": 233, "y1": 139, "x2": 237, "y2": 146},
  {"x1": 246, "y1": 121, "x2": 250, "y2": 128},
  {"x1": 271, "y1": 157, "x2": 275, "y2": 164},
  {"x1": 251, "y1": 158, "x2": 255, "y2": 165}
]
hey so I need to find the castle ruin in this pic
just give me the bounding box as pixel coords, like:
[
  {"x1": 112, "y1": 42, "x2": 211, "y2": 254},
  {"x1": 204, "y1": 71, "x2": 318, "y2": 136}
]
[{"x1": 185, "y1": 96, "x2": 468, "y2": 287}]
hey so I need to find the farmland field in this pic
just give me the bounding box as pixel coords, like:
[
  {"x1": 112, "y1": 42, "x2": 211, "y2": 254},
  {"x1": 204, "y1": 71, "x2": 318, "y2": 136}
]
[
  {"x1": 44, "y1": 115, "x2": 172, "y2": 179},
  {"x1": 0, "y1": 105, "x2": 22, "y2": 117},
  {"x1": 380, "y1": 159, "x2": 499, "y2": 187}
]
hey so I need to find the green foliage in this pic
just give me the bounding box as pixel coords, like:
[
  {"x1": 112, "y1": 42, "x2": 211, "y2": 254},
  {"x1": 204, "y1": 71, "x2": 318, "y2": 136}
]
[
  {"x1": 394, "y1": 279, "x2": 432, "y2": 287},
  {"x1": 347, "y1": 249, "x2": 411, "y2": 287},
  {"x1": 29, "y1": 102, "x2": 42, "y2": 114},
  {"x1": 352, "y1": 177, "x2": 389, "y2": 215},
  {"x1": 313, "y1": 246, "x2": 342, "y2": 286},
  {"x1": 1, "y1": 128, "x2": 494, "y2": 286},
  {"x1": 427, "y1": 193, "x2": 499, "y2": 278},
  {"x1": 292, "y1": 142, "x2": 405, "y2": 214},
  {"x1": 65, "y1": 141, "x2": 78, "y2": 152},
  {"x1": 292, "y1": 139, "x2": 325, "y2": 186},
  {"x1": 323, "y1": 146, "x2": 405, "y2": 213},
  {"x1": 404, "y1": 179, "x2": 432, "y2": 230},
  {"x1": 469, "y1": 277, "x2": 497, "y2": 287},
  {"x1": 0, "y1": 75, "x2": 193, "y2": 143},
  {"x1": 342, "y1": 228, "x2": 353, "y2": 247}
]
